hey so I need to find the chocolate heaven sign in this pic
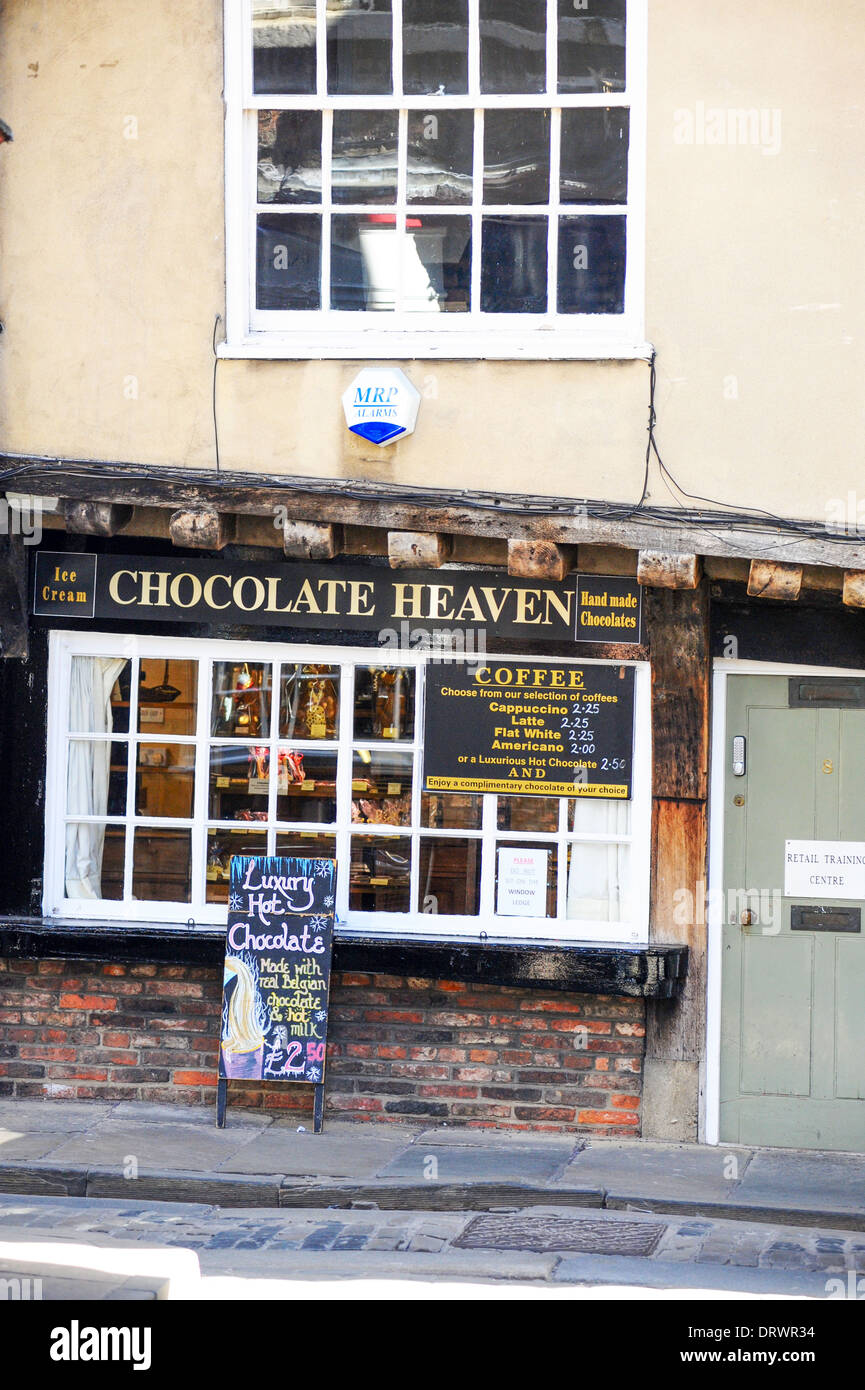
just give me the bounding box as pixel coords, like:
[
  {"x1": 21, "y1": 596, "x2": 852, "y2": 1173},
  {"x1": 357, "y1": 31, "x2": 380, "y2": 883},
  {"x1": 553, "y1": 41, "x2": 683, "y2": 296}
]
[
  {"x1": 32, "y1": 552, "x2": 643, "y2": 646},
  {"x1": 219, "y1": 856, "x2": 335, "y2": 1085}
]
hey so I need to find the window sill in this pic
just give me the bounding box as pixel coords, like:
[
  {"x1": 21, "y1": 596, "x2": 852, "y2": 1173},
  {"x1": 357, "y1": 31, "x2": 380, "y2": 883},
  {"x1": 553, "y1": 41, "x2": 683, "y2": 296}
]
[
  {"x1": 218, "y1": 332, "x2": 654, "y2": 363},
  {"x1": 0, "y1": 917, "x2": 687, "y2": 998}
]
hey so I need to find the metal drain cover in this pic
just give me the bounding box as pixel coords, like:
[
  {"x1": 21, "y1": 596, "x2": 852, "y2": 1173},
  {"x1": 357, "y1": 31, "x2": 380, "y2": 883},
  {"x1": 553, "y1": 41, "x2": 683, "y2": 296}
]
[{"x1": 454, "y1": 1214, "x2": 665, "y2": 1256}]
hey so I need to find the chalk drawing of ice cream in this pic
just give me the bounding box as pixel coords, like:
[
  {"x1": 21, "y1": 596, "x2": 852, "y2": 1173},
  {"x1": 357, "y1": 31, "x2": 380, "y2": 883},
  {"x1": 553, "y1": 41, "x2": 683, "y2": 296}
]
[{"x1": 220, "y1": 955, "x2": 267, "y2": 1079}]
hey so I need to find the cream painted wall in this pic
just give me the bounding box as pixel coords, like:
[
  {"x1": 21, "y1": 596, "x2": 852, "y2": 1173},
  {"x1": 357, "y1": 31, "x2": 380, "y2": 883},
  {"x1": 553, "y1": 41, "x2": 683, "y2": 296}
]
[{"x1": 0, "y1": 0, "x2": 862, "y2": 524}]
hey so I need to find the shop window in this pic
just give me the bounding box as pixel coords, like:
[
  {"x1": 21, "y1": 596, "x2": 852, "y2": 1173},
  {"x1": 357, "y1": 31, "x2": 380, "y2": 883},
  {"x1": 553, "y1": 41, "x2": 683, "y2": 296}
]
[
  {"x1": 45, "y1": 634, "x2": 650, "y2": 942},
  {"x1": 223, "y1": 0, "x2": 647, "y2": 358}
]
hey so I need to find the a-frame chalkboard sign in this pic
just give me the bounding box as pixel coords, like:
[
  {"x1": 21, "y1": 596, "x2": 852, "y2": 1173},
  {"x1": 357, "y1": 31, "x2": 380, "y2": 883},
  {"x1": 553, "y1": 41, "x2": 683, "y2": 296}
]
[{"x1": 216, "y1": 855, "x2": 335, "y2": 1133}]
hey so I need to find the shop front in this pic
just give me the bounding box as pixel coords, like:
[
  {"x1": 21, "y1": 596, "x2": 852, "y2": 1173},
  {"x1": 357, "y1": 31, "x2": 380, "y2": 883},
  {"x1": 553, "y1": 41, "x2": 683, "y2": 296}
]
[{"x1": 0, "y1": 540, "x2": 690, "y2": 1134}]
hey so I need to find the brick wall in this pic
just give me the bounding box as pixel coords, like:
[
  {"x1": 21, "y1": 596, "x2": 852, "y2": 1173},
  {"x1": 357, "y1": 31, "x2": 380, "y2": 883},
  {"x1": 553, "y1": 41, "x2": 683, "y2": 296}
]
[{"x1": 0, "y1": 958, "x2": 645, "y2": 1134}]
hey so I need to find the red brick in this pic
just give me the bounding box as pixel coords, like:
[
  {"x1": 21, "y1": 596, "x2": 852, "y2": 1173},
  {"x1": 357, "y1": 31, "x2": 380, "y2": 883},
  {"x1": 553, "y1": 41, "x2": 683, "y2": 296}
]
[
  {"x1": 173, "y1": 1070, "x2": 217, "y2": 1087},
  {"x1": 101, "y1": 1031, "x2": 131, "y2": 1048},
  {"x1": 611, "y1": 1093, "x2": 640, "y2": 1110},
  {"x1": 577, "y1": 1109, "x2": 640, "y2": 1127},
  {"x1": 103, "y1": 965, "x2": 127, "y2": 977},
  {"x1": 59, "y1": 994, "x2": 115, "y2": 1012}
]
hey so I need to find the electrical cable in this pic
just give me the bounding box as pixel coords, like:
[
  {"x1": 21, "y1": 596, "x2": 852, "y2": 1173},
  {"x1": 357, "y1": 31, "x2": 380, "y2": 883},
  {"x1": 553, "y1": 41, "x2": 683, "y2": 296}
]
[{"x1": 212, "y1": 314, "x2": 222, "y2": 475}]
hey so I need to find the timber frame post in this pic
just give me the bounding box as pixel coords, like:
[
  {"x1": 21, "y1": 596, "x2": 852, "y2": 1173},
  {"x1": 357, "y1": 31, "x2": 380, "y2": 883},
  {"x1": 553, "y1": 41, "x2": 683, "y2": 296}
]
[{"x1": 643, "y1": 582, "x2": 711, "y2": 1141}]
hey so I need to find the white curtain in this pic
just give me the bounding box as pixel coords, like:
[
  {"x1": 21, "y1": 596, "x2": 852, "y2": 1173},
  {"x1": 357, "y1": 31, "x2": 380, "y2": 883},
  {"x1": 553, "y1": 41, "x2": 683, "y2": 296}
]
[
  {"x1": 566, "y1": 800, "x2": 630, "y2": 923},
  {"x1": 65, "y1": 657, "x2": 127, "y2": 899}
]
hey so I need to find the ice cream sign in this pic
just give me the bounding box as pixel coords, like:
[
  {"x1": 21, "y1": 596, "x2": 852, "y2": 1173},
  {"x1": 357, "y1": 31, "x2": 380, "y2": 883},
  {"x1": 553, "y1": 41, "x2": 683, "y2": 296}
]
[
  {"x1": 342, "y1": 367, "x2": 421, "y2": 446},
  {"x1": 784, "y1": 840, "x2": 865, "y2": 899}
]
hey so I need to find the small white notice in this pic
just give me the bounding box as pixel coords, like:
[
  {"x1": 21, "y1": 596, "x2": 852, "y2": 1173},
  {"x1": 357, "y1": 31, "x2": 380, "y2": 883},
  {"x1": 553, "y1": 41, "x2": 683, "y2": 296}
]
[
  {"x1": 497, "y1": 847, "x2": 549, "y2": 917},
  {"x1": 784, "y1": 840, "x2": 865, "y2": 899}
]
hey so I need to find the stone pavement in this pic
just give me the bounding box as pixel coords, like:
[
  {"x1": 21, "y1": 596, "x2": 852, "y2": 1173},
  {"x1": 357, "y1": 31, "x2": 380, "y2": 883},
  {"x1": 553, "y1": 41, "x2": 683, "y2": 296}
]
[{"x1": 1, "y1": 1099, "x2": 864, "y2": 1231}]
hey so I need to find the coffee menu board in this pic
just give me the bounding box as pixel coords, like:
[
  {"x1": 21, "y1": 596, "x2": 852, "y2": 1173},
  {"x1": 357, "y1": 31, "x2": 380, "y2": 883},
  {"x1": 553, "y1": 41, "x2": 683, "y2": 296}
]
[
  {"x1": 424, "y1": 662, "x2": 635, "y2": 799},
  {"x1": 219, "y1": 856, "x2": 335, "y2": 1084}
]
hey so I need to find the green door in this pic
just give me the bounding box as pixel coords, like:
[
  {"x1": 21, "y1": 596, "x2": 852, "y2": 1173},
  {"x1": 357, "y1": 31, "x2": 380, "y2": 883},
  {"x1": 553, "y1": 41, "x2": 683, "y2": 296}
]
[{"x1": 720, "y1": 674, "x2": 865, "y2": 1151}]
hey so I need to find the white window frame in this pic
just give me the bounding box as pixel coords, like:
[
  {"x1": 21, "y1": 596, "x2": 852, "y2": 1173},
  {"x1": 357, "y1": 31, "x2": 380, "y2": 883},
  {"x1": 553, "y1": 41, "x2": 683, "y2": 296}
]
[
  {"x1": 43, "y1": 630, "x2": 651, "y2": 942},
  {"x1": 222, "y1": 0, "x2": 650, "y2": 360}
]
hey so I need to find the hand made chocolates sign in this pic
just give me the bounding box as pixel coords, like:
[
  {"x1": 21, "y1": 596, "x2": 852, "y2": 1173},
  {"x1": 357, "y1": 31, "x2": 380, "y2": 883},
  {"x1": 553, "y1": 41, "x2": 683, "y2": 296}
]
[{"x1": 219, "y1": 856, "x2": 335, "y2": 1085}]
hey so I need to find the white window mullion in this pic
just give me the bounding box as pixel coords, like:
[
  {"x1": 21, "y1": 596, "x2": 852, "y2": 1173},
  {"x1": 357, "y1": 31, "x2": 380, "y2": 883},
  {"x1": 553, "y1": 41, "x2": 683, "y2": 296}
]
[
  {"x1": 189, "y1": 655, "x2": 212, "y2": 918},
  {"x1": 479, "y1": 792, "x2": 497, "y2": 920},
  {"x1": 320, "y1": 107, "x2": 333, "y2": 312},
  {"x1": 547, "y1": 106, "x2": 562, "y2": 318},
  {"x1": 395, "y1": 108, "x2": 408, "y2": 314},
  {"x1": 468, "y1": 0, "x2": 480, "y2": 97},
  {"x1": 267, "y1": 658, "x2": 281, "y2": 858},
  {"x1": 316, "y1": 0, "x2": 327, "y2": 95},
  {"x1": 335, "y1": 661, "x2": 355, "y2": 925},
  {"x1": 121, "y1": 657, "x2": 139, "y2": 903},
  {"x1": 471, "y1": 108, "x2": 483, "y2": 318},
  {"x1": 392, "y1": 0, "x2": 403, "y2": 96}
]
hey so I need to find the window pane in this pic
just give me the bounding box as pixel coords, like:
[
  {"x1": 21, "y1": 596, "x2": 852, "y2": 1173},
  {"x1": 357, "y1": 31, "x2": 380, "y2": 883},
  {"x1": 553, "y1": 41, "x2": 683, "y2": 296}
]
[
  {"x1": 135, "y1": 744, "x2": 195, "y2": 819},
  {"x1": 275, "y1": 831, "x2": 337, "y2": 860},
  {"x1": 404, "y1": 216, "x2": 471, "y2": 313},
  {"x1": 557, "y1": 0, "x2": 626, "y2": 95},
  {"x1": 483, "y1": 109, "x2": 550, "y2": 205},
  {"x1": 133, "y1": 829, "x2": 191, "y2": 902},
  {"x1": 557, "y1": 214, "x2": 626, "y2": 313},
  {"x1": 327, "y1": 0, "x2": 392, "y2": 95},
  {"x1": 402, "y1": 0, "x2": 468, "y2": 95},
  {"x1": 138, "y1": 658, "x2": 197, "y2": 735},
  {"x1": 253, "y1": 0, "x2": 317, "y2": 95},
  {"x1": 350, "y1": 833, "x2": 411, "y2": 911},
  {"x1": 258, "y1": 110, "x2": 322, "y2": 204},
  {"x1": 332, "y1": 214, "x2": 395, "y2": 310},
  {"x1": 566, "y1": 841, "x2": 630, "y2": 921},
  {"x1": 497, "y1": 795, "x2": 560, "y2": 833},
  {"x1": 211, "y1": 662, "x2": 273, "y2": 739},
  {"x1": 568, "y1": 798, "x2": 631, "y2": 835},
  {"x1": 480, "y1": 0, "x2": 546, "y2": 94},
  {"x1": 407, "y1": 109, "x2": 473, "y2": 204},
  {"x1": 560, "y1": 108, "x2": 629, "y2": 204},
  {"x1": 207, "y1": 828, "x2": 269, "y2": 904},
  {"x1": 332, "y1": 111, "x2": 397, "y2": 204},
  {"x1": 418, "y1": 837, "x2": 481, "y2": 914},
  {"x1": 67, "y1": 741, "x2": 127, "y2": 818},
  {"x1": 280, "y1": 664, "x2": 340, "y2": 740},
  {"x1": 352, "y1": 749, "x2": 413, "y2": 825},
  {"x1": 65, "y1": 824, "x2": 125, "y2": 901},
  {"x1": 256, "y1": 214, "x2": 321, "y2": 309},
  {"x1": 70, "y1": 656, "x2": 131, "y2": 735},
  {"x1": 277, "y1": 747, "x2": 338, "y2": 823},
  {"x1": 481, "y1": 217, "x2": 547, "y2": 313},
  {"x1": 354, "y1": 666, "x2": 416, "y2": 739},
  {"x1": 209, "y1": 745, "x2": 270, "y2": 823},
  {"x1": 421, "y1": 791, "x2": 482, "y2": 829},
  {"x1": 496, "y1": 841, "x2": 557, "y2": 917}
]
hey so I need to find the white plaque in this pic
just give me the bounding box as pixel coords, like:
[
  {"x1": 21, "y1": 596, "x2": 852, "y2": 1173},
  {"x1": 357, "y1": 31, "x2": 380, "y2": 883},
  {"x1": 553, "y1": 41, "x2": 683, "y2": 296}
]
[
  {"x1": 784, "y1": 840, "x2": 865, "y2": 899},
  {"x1": 496, "y1": 847, "x2": 549, "y2": 918}
]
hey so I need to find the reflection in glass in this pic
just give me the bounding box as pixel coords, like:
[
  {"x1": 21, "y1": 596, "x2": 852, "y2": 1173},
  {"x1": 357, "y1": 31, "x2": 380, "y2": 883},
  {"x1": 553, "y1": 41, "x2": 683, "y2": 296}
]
[
  {"x1": 280, "y1": 664, "x2": 340, "y2": 739},
  {"x1": 560, "y1": 109, "x2": 629, "y2": 204},
  {"x1": 350, "y1": 834, "x2": 411, "y2": 911},
  {"x1": 133, "y1": 829, "x2": 191, "y2": 902},
  {"x1": 276, "y1": 747, "x2": 338, "y2": 823},
  {"x1": 495, "y1": 841, "x2": 557, "y2": 917},
  {"x1": 497, "y1": 795, "x2": 560, "y2": 834},
  {"x1": 211, "y1": 663, "x2": 273, "y2": 739},
  {"x1": 481, "y1": 217, "x2": 547, "y2": 313},
  {"x1": 67, "y1": 741, "x2": 128, "y2": 819},
  {"x1": 256, "y1": 214, "x2": 321, "y2": 309},
  {"x1": 557, "y1": 215, "x2": 626, "y2": 314},
  {"x1": 253, "y1": 0, "x2": 317, "y2": 94},
  {"x1": 566, "y1": 841, "x2": 630, "y2": 920},
  {"x1": 332, "y1": 214, "x2": 395, "y2": 310},
  {"x1": 483, "y1": 109, "x2": 550, "y2": 205},
  {"x1": 558, "y1": 0, "x2": 626, "y2": 95},
  {"x1": 332, "y1": 111, "x2": 397, "y2": 204},
  {"x1": 327, "y1": 0, "x2": 393, "y2": 96},
  {"x1": 402, "y1": 0, "x2": 468, "y2": 95},
  {"x1": 209, "y1": 745, "x2": 271, "y2": 823},
  {"x1": 206, "y1": 828, "x2": 268, "y2": 903},
  {"x1": 275, "y1": 831, "x2": 337, "y2": 860},
  {"x1": 407, "y1": 110, "x2": 473, "y2": 204},
  {"x1": 421, "y1": 791, "x2": 482, "y2": 830},
  {"x1": 65, "y1": 824, "x2": 125, "y2": 900},
  {"x1": 480, "y1": 0, "x2": 545, "y2": 94},
  {"x1": 258, "y1": 110, "x2": 322, "y2": 203},
  {"x1": 418, "y1": 837, "x2": 481, "y2": 915},
  {"x1": 135, "y1": 744, "x2": 195, "y2": 819},
  {"x1": 404, "y1": 216, "x2": 471, "y2": 313},
  {"x1": 332, "y1": 216, "x2": 469, "y2": 313},
  {"x1": 354, "y1": 667, "x2": 416, "y2": 739},
  {"x1": 352, "y1": 749, "x2": 413, "y2": 825},
  {"x1": 138, "y1": 659, "x2": 197, "y2": 735}
]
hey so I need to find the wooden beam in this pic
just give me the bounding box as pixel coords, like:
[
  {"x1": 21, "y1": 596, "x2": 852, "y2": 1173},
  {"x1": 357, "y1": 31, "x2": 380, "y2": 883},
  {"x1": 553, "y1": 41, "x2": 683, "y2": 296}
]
[
  {"x1": 168, "y1": 508, "x2": 234, "y2": 551},
  {"x1": 842, "y1": 570, "x2": 865, "y2": 609},
  {"x1": 387, "y1": 530, "x2": 452, "y2": 569},
  {"x1": 637, "y1": 550, "x2": 700, "y2": 590},
  {"x1": 507, "y1": 538, "x2": 568, "y2": 581},
  {"x1": 283, "y1": 520, "x2": 341, "y2": 561},
  {"x1": 63, "y1": 500, "x2": 133, "y2": 538},
  {"x1": 0, "y1": 533, "x2": 28, "y2": 659},
  {"x1": 747, "y1": 559, "x2": 803, "y2": 601}
]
